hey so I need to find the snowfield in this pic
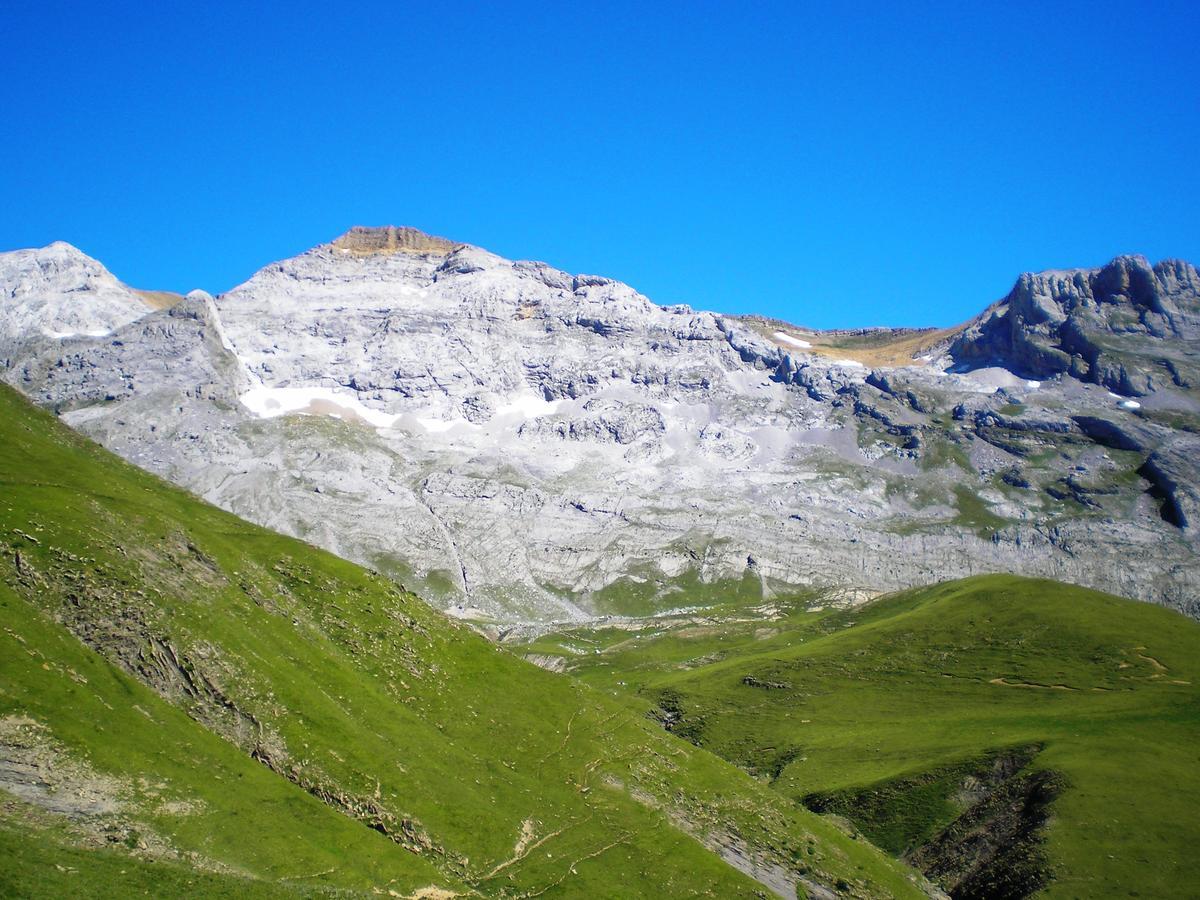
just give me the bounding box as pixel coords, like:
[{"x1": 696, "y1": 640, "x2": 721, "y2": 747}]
[
  {"x1": 43, "y1": 328, "x2": 111, "y2": 339},
  {"x1": 239, "y1": 386, "x2": 400, "y2": 428},
  {"x1": 773, "y1": 331, "x2": 812, "y2": 349}
]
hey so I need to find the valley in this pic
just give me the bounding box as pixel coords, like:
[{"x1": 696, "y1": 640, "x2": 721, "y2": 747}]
[{"x1": 0, "y1": 384, "x2": 929, "y2": 898}]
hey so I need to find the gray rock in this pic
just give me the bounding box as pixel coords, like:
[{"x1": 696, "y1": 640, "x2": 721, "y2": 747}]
[
  {"x1": 949, "y1": 255, "x2": 1200, "y2": 397},
  {"x1": 2, "y1": 229, "x2": 1198, "y2": 622}
]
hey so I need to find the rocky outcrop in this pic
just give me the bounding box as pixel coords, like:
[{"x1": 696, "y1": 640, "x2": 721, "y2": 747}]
[
  {"x1": 1139, "y1": 442, "x2": 1200, "y2": 530},
  {"x1": 520, "y1": 399, "x2": 665, "y2": 445},
  {"x1": 9, "y1": 293, "x2": 247, "y2": 413},
  {"x1": 330, "y1": 225, "x2": 458, "y2": 256},
  {"x1": 949, "y1": 255, "x2": 1200, "y2": 396}
]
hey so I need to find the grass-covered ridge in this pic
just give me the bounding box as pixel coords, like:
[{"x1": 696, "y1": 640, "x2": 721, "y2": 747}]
[
  {"x1": 0, "y1": 384, "x2": 930, "y2": 898},
  {"x1": 520, "y1": 576, "x2": 1200, "y2": 898}
]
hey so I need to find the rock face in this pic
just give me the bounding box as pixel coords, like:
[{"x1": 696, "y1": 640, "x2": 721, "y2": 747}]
[
  {"x1": 331, "y1": 225, "x2": 459, "y2": 256},
  {"x1": 2, "y1": 229, "x2": 1199, "y2": 621},
  {"x1": 949, "y1": 255, "x2": 1200, "y2": 396}
]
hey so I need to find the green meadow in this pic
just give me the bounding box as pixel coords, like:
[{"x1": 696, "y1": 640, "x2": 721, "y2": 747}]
[{"x1": 522, "y1": 577, "x2": 1200, "y2": 898}]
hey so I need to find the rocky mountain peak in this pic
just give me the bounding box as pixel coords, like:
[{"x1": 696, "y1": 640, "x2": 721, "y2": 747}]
[{"x1": 329, "y1": 225, "x2": 459, "y2": 257}]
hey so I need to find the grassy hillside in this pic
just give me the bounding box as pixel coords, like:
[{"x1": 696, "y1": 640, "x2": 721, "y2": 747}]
[
  {"x1": 0, "y1": 385, "x2": 930, "y2": 899},
  {"x1": 518, "y1": 577, "x2": 1200, "y2": 898}
]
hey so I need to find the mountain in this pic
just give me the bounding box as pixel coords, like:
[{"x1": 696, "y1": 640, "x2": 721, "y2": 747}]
[
  {"x1": 2, "y1": 231, "x2": 1198, "y2": 621},
  {"x1": 0, "y1": 383, "x2": 930, "y2": 898},
  {"x1": 511, "y1": 574, "x2": 1200, "y2": 899},
  {"x1": 4, "y1": 231, "x2": 1199, "y2": 900}
]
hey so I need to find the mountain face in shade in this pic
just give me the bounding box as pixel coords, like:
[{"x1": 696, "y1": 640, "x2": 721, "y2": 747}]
[{"x1": 2, "y1": 228, "x2": 1198, "y2": 621}]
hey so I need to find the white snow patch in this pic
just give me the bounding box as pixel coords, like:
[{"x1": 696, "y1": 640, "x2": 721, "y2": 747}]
[
  {"x1": 42, "y1": 328, "x2": 111, "y2": 339},
  {"x1": 416, "y1": 416, "x2": 468, "y2": 433},
  {"x1": 773, "y1": 331, "x2": 812, "y2": 349},
  {"x1": 496, "y1": 393, "x2": 564, "y2": 418},
  {"x1": 239, "y1": 386, "x2": 398, "y2": 428},
  {"x1": 1025, "y1": 380, "x2": 1041, "y2": 389},
  {"x1": 1120, "y1": 399, "x2": 1142, "y2": 410},
  {"x1": 831, "y1": 358, "x2": 866, "y2": 369}
]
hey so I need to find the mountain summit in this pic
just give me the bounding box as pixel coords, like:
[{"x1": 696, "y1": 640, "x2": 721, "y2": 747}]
[{"x1": 2, "y1": 232, "x2": 1197, "y2": 620}]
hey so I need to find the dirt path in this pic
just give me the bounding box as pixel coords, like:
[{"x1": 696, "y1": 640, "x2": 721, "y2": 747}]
[{"x1": 989, "y1": 678, "x2": 1078, "y2": 691}]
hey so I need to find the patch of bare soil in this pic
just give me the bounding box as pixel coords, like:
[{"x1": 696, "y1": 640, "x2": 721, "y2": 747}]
[
  {"x1": 133, "y1": 289, "x2": 184, "y2": 311},
  {"x1": 906, "y1": 751, "x2": 1064, "y2": 900},
  {"x1": 988, "y1": 678, "x2": 1078, "y2": 691}
]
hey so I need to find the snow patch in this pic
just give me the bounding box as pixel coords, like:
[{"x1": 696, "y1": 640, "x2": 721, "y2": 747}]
[
  {"x1": 496, "y1": 393, "x2": 564, "y2": 419},
  {"x1": 1119, "y1": 399, "x2": 1142, "y2": 410},
  {"x1": 415, "y1": 416, "x2": 469, "y2": 433},
  {"x1": 239, "y1": 386, "x2": 399, "y2": 428},
  {"x1": 42, "y1": 328, "x2": 111, "y2": 339},
  {"x1": 773, "y1": 331, "x2": 812, "y2": 349},
  {"x1": 831, "y1": 358, "x2": 865, "y2": 369}
]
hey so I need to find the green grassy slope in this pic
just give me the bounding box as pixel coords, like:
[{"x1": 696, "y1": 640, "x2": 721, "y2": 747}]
[
  {"x1": 525, "y1": 577, "x2": 1200, "y2": 898},
  {"x1": 0, "y1": 385, "x2": 929, "y2": 899}
]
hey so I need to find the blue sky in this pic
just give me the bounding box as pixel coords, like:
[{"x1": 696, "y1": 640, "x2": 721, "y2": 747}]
[{"x1": 2, "y1": 1, "x2": 1196, "y2": 328}]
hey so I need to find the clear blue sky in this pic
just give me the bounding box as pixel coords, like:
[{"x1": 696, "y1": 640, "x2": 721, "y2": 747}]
[{"x1": 2, "y1": 1, "x2": 1196, "y2": 328}]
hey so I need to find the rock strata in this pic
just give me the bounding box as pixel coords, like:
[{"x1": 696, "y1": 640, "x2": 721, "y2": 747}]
[{"x1": 2, "y1": 231, "x2": 1198, "y2": 621}]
